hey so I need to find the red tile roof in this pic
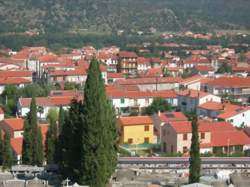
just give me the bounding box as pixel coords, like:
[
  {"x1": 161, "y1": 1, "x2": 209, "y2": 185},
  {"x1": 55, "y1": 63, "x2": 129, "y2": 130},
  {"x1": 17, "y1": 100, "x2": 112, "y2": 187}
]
[
  {"x1": 2, "y1": 118, "x2": 24, "y2": 131},
  {"x1": 119, "y1": 116, "x2": 153, "y2": 126},
  {"x1": 194, "y1": 65, "x2": 215, "y2": 72},
  {"x1": 49, "y1": 67, "x2": 86, "y2": 76},
  {"x1": 159, "y1": 112, "x2": 187, "y2": 122},
  {"x1": 10, "y1": 137, "x2": 23, "y2": 155},
  {"x1": 107, "y1": 89, "x2": 176, "y2": 99},
  {"x1": 178, "y1": 89, "x2": 209, "y2": 98},
  {"x1": 0, "y1": 78, "x2": 31, "y2": 85},
  {"x1": 0, "y1": 70, "x2": 32, "y2": 78},
  {"x1": 107, "y1": 73, "x2": 124, "y2": 79},
  {"x1": 38, "y1": 54, "x2": 58, "y2": 62},
  {"x1": 116, "y1": 77, "x2": 182, "y2": 85},
  {"x1": 206, "y1": 77, "x2": 250, "y2": 88},
  {"x1": 119, "y1": 51, "x2": 137, "y2": 58},
  {"x1": 19, "y1": 96, "x2": 82, "y2": 108}
]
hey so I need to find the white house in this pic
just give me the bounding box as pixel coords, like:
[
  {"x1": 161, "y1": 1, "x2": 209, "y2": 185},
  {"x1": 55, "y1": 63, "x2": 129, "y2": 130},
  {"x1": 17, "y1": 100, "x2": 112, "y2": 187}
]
[{"x1": 177, "y1": 89, "x2": 221, "y2": 112}]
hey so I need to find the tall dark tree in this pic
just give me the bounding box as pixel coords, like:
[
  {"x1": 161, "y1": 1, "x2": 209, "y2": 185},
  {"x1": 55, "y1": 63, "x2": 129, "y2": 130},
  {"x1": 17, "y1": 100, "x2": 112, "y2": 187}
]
[
  {"x1": 189, "y1": 116, "x2": 201, "y2": 183},
  {"x1": 22, "y1": 97, "x2": 44, "y2": 166},
  {"x1": 2, "y1": 131, "x2": 13, "y2": 170},
  {"x1": 79, "y1": 59, "x2": 117, "y2": 186},
  {"x1": 59, "y1": 100, "x2": 83, "y2": 181},
  {"x1": 22, "y1": 119, "x2": 32, "y2": 164},
  {"x1": 46, "y1": 118, "x2": 57, "y2": 164},
  {"x1": 54, "y1": 106, "x2": 64, "y2": 164},
  {"x1": 0, "y1": 130, "x2": 3, "y2": 165}
]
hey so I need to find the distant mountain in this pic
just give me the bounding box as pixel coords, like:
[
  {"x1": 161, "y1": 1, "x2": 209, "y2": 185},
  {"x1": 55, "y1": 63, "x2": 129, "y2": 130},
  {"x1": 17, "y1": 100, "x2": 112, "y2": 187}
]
[{"x1": 1, "y1": 0, "x2": 250, "y2": 33}]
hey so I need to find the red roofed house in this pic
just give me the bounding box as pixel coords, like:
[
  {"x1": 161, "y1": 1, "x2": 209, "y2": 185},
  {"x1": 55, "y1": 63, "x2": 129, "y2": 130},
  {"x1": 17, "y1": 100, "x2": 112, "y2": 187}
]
[
  {"x1": 203, "y1": 76, "x2": 250, "y2": 103},
  {"x1": 117, "y1": 116, "x2": 155, "y2": 145},
  {"x1": 10, "y1": 137, "x2": 23, "y2": 164},
  {"x1": 191, "y1": 65, "x2": 215, "y2": 76},
  {"x1": 152, "y1": 111, "x2": 188, "y2": 143},
  {"x1": 117, "y1": 51, "x2": 138, "y2": 74},
  {"x1": 198, "y1": 101, "x2": 250, "y2": 127},
  {"x1": 0, "y1": 117, "x2": 24, "y2": 164},
  {"x1": 177, "y1": 89, "x2": 221, "y2": 112},
  {"x1": 161, "y1": 121, "x2": 250, "y2": 154},
  {"x1": 18, "y1": 95, "x2": 82, "y2": 119},
  {"x1": 115, "y1": 77, "x2": 182, "y2": 91},
  {"x1": 0, "y1": 118, "x2": 24, "y2": 138},
  {"x1": 107, "y1": 88, "x2": 177, "y2": 115}
]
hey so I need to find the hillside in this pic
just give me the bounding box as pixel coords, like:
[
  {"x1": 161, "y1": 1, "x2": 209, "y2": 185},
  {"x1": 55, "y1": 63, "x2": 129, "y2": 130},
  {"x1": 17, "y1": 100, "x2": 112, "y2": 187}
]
[{"x1": 0, "y1": 0, "x2": 250, "y2": 33}]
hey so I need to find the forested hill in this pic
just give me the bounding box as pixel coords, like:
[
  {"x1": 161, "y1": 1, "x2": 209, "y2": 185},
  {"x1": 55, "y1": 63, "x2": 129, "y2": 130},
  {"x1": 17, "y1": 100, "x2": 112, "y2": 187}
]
[{"x1": 1, "y1": 0, "x2": 250, "y2": 33}]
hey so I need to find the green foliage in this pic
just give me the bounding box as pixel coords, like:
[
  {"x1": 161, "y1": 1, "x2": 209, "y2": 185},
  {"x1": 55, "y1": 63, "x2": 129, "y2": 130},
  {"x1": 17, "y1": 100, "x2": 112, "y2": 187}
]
[
  {"x1": 216, "y1": 62, "x2": 232, "y2": 74},
  {"x1": 0, "y1": 83, "x2": 53, "y2": 117},
  {"x1": 189, "y1": 116, "x2": 201, "y2": 184},
  {"x1": 46, "y1": 119, "x2": 58, "y2": 164},
  {"x1": 1, "y1": 0, "x2": 250, "y2": 34},
  {"x1": 2, "y1": 131, "x2": 13, "y2": 170},
  {"x1": 46, "y1": 108, "x2": 59, "y2": 124},
  {"x1": 22, "y1": 97, "x2": 44, "y2": 166},
  {"x1": 64, "y1": 82, "x2": 81, "y2": 90},
  {"x1": 77, "y1": 59, "x2": 117, "y2": 186},
  {"x1": 142, "y1": 97, "x2": 172, "y2": 115}
]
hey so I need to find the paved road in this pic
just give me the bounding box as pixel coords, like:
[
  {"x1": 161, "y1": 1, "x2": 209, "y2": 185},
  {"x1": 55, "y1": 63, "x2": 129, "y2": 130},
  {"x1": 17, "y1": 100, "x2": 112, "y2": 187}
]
[{"x1": 118, "y1": 157, "x2": 250, "y2": 165}]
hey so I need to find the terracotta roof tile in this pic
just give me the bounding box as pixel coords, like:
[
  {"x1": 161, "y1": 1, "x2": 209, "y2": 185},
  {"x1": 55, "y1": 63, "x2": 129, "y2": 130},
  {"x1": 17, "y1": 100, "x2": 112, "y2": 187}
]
[{"x1": 119, "y1": 116, "x2": 153, "y2": 126}]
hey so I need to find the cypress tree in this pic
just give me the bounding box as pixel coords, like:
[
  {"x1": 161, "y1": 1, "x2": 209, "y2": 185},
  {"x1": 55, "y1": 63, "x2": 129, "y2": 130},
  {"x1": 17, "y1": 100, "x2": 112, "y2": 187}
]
[
  {"x1": 54, "y1": 106, "x2": 64, "y2": 164},
  {"x1": 79, "y1": 59, "x2": 117, "y2": 186},
  {"x1": 58, "y1": 106, "x2": 65, "y2": 134},
  {"x1": 22, "y1": 97, "x2": 44, "y2": 166},
  {"x1": 58, "y1": 100, "x2": 83, "y2": 181},
  {"x1": 22, "y1": 119, "x2": 32, "y2": 164},
  {"x1": 46, "y1": 119, "x2": 57, "y2": 164},
  {"x1": 189, "y1": 116, "x2": 201, "y2": 183},
  {"x1": 0, "y1": 130, "x2": 3, "y2": 165},
  {"x1": 2, "y1": 131, "x2": 13, "y2": 170}
]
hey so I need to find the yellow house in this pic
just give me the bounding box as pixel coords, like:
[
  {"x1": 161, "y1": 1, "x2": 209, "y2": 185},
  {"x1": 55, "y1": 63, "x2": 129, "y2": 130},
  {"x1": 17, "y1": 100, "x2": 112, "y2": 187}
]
[{"x1": 117, "y1": 116, "x2": 154, "y2": 144}]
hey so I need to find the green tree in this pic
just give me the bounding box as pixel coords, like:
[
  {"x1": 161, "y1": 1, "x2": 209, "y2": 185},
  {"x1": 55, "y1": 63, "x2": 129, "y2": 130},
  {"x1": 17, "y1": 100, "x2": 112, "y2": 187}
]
[
  {"x1": 47, "y1": 108, "x2": 58, "y2": 123},
  {"x1": 216, "y1": 62, "x2": 232, "y2": 74},
  {"x1": 22, "y1": 119, "x2": 32, "y2": 164},
  {"x1": 0, "y1": 130, "x2": 3, "y2": 164},
  {"x1": 2, "y1": 131, "x2": 13, "y2": 170},
  {"x1": 142, "y1": 97, "x2": 172, "y2": 115},
  {"x1": 46, "y1": 118, "x2": 57, "y2": 164},
  {"x1": 189, "y1": 116, "x2": 201, "y2": 183},
  {"x1": 79, "y1": 59, "x2": 117, "y2": 186},
  {"x1": 59, "y1": 100, "x2": 83, "y2": 181},
  {"x1": 22, "y1": 97, "x2": 44, "y2": 166},
  {"x1": 54, "y1": 106, "x2": 65, "y2": 164}
]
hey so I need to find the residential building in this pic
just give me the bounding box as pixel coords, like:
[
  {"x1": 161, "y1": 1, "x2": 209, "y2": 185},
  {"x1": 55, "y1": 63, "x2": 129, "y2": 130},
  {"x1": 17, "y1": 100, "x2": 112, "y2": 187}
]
[
  {"x1": 177, "y1": 89, "x2": 221, "y2": 112},
  {"x1": 107, "y1": 87, "x2": 177, "y2": 115},
  {"x1": 161, "y1": 121, "x2": 250, "y2": 154},
  {"x1": 117, "y1": 51, "x2": 138, "y2": 74},
  {"x1": 0, "y1": 118, "x2": 24, "y2": 138},
  {"x1": 152, "y1": 111, "x2": 187, "y2": 143},
  {"x1": 203, "y1": 76, "x2": 250, "y2": 103},
  {"x1": 198, "y1": 101, "x2": 250, "y2": 127},
  {"x1": 18, "y1": 95, "x2": 82, "y2": 119},
  {"x1": 115, "y1": 77, "x2": 182, "y2": 91},
  {"x1": 117, "y1": 116, "x2": 154, "y2": 144}
]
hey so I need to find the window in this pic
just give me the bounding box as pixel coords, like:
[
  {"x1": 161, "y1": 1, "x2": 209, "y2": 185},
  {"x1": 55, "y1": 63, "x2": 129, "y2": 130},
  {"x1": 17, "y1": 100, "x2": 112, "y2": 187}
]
[
  {"x1": 144, "y1": 125, "x2": 149, "y2": 131},
  {"x1": 183, "y1": 146, "x2": 188, "y2": 153},
  {"x1": 128, "y1": 138, "x2": 133, "y2": 144},
  {"x1": 243, "y1": 113, "x2": 245, "y2": 117},
  {"x1": 183, "y1": 133, "x2": 188, "y2": 140},
  {"x1": 120, "y1": 98, "x2": 125, "y2": 104},
  {"x1": 144, "y1": 137, "x2": 149, "y2": 143},
  {"x1": 201, "y1": 132, "x2": 205, "y2": 139}
]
